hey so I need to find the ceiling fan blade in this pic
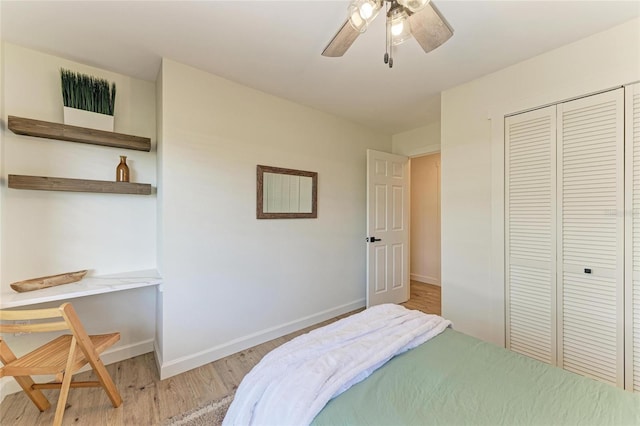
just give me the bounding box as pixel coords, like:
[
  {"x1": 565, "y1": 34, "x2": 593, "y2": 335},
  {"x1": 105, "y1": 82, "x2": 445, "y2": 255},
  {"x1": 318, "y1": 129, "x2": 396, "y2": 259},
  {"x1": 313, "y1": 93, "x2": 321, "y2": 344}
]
[
  {"x1": 408, "y1": 2, "x2": 453, "y2": 53},
  {"x1": 322, "y1": 19, "x2": 360, "y2": 57}
]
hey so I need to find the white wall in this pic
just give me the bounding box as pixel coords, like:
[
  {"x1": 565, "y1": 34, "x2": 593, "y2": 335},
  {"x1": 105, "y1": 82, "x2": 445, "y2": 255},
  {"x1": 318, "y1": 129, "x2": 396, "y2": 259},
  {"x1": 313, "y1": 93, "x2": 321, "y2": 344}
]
[
  {"x1": 410, "y1": 153, "x2": 441, "y2": 285},
  {"x1": 0, "y1": 43, "x2": 158, "y2": 395},
  {"x1": 2, "y1": 43, "x2": 158, "y2": 282},
  {"x1": 441, "y1": 18, "x2": 640, "y2": 346},
  {"x1": 157, "y1": 59, "x2": 391, "y2": 378},
  {"x1": 392, "y1": 121, "x2": 440, "y2": 157},
  {"x1": 155, "y1": 65, "x2": 165, "y2": 371}
]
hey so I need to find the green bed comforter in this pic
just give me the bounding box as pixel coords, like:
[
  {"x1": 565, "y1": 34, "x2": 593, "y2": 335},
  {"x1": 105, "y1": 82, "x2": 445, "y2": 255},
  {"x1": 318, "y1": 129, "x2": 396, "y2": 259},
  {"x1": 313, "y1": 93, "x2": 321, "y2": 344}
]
[{"x1": 312, "y1": 329, "x2": 640, "y2": 426}]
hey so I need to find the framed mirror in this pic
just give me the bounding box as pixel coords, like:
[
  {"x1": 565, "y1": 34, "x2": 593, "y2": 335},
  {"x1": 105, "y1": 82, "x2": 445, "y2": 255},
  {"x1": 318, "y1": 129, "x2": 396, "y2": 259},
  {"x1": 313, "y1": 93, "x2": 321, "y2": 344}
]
[{"x1": 257, "y1": 165, "x2": 318, "y2": 219}]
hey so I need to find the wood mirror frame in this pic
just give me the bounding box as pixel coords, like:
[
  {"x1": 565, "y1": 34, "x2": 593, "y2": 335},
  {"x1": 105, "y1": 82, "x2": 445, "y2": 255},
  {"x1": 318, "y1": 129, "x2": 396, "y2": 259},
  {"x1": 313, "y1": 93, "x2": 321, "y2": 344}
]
[{"x1": 256, "y1": 165, "x2": 318, "y2": 219}]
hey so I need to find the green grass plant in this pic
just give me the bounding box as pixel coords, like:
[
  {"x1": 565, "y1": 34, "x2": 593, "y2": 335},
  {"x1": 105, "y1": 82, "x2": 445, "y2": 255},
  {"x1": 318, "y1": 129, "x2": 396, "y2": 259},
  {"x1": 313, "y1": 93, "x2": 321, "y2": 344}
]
[{"x1": 60, "y1": 69, "x2": 116, "y2": 116}]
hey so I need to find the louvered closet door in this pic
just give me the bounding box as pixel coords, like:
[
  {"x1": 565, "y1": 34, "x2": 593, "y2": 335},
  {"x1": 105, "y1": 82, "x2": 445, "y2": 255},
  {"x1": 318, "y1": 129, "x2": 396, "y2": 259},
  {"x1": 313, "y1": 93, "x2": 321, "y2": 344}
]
[
  {"x1": 557, "y1": 88, "x2": 624, "y2": 387},
  {"x1": 626, "y1": 82, "x2": 640, "y2": 392},
  {"x1": 505, "y1": 106, "x2": 556, "y2": 364}
]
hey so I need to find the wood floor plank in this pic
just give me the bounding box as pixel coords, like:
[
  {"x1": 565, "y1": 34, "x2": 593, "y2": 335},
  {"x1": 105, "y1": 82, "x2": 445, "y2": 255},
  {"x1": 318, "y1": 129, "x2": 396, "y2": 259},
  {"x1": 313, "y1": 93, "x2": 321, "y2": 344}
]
[
  {"x1": 0, "y1": 391, "x2": 33, "y2": 425},
  {"x1": 0, "y1": 282, "x2": 441, "y2": 425},
  {"x1": 402, "y1": 280, "x2": 441, "y2": 315},
  {"x1": 156, "y1": 369, "x2": 205, "y2": 420},
  {"x1": 116, "y1": 354, "x2": 159, "y2": 426}
]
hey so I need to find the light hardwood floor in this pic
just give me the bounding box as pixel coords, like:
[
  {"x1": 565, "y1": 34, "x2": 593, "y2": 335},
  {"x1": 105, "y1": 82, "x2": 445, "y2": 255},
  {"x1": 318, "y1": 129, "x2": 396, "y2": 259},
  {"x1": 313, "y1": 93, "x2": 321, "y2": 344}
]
[
  {"x1": 0, "y1": 281, "x2": 441, "y2": 425},
  {"x1": 402, "y1": 280, "x2": 441, "y2": 315}
]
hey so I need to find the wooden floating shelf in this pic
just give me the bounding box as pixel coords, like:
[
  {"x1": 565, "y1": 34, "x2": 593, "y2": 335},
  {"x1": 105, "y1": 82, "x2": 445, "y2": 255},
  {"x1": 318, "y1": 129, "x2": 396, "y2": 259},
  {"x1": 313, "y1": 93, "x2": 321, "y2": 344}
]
[
  {"x1": 8, "y1": 175, "x2": 152, "y2": 195},
  {"x1": 8, "y1": 115, "x2": 151, "y2": 152}
]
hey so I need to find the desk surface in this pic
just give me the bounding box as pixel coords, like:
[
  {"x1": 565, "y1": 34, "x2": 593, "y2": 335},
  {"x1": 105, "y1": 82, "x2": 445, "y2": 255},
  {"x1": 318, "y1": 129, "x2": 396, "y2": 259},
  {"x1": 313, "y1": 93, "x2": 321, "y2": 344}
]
[{"x1": 0, "y1": 269, "x2": 162, "y2": 309}]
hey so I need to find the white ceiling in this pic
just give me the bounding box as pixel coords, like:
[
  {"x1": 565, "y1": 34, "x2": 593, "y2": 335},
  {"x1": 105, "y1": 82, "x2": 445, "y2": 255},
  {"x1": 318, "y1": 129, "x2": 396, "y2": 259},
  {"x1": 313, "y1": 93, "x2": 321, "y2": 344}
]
[{"x1": 1, "y1": 1, "x2": 639, "y2": 134}]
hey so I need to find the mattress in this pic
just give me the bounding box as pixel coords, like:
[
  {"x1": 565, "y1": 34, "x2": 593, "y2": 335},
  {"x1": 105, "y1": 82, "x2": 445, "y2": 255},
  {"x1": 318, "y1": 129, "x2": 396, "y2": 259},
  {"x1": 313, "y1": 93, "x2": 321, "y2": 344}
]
[{"x1": 312, "y1": 329, "x2": 640, "y2": 425}]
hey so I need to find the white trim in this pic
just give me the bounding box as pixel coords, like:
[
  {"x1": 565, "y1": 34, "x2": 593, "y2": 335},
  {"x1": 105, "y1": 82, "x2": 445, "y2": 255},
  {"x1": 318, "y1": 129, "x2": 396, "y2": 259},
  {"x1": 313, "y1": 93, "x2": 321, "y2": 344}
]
[
  {"x1": 490, "y1": 113, "x2": 506, "y2": 348},
  {"x1": 555, "y1": 102, "x2": 565, "y2": 370},
  {"x1": 0, "y1": 339, "x2": 154, "y2": 402},
  {"x1": 154, "y1": 339, "x2": 163, "y2": 380},
  {"x1": 403, "y1": 143, "x2": 441, "y2": 158},
  {"x1": 624, "y1": 83, "x2": 637, "y2": 391},
  {"x1": 410, "y1": 273, "x2": 440, "y2": 286},
  {"x1": 158, "y1": 299, "x2": 365, "y2": 379},
  {"x1": 615, "y1": 90, "x2": 626, "y2": 389},
  {"x1": 504, "y1": 85, "x2": 624, "y2": 118}
]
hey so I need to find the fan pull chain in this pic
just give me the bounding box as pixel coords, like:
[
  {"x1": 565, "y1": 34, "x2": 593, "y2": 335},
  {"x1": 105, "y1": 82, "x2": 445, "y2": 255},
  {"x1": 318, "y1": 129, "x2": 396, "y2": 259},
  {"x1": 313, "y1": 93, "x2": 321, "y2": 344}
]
[{"x1": 384, "y1": 2, "x2": 393, "y2": 68}]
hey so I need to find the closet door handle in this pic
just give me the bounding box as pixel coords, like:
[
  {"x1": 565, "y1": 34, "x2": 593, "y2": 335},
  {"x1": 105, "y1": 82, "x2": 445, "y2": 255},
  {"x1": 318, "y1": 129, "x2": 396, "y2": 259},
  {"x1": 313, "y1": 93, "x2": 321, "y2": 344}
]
[{"x1": 584, "y1": 268, "x2": 592, "y2": 274}]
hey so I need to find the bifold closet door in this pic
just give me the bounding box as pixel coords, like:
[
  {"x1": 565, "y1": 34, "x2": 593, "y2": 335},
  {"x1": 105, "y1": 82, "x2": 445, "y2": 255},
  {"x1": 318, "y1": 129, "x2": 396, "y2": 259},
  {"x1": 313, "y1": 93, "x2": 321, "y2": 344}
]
[
  {"x1": 626, "y1": 82, "x2": 640, "y2": 392},
  {"x1": 557, "y1": 88, "x2": 624, "y2": 387},
  {"x1": 505, "y1": 106, "x2": 557, "y2": 364}
]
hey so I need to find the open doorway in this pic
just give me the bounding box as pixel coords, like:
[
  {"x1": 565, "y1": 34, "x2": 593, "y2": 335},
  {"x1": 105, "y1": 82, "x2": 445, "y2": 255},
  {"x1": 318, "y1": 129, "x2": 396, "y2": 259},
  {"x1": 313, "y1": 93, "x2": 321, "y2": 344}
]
[{"x1": 404, "y1": 153, "x2": 441, "y2": 315}]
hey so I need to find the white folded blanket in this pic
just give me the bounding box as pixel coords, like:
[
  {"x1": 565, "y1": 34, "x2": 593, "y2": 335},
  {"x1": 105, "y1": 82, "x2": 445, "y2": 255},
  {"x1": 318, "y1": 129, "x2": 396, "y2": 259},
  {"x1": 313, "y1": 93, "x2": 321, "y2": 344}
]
[{"x1": 223, "y1": 303, "x2": 452, "y2": 426}]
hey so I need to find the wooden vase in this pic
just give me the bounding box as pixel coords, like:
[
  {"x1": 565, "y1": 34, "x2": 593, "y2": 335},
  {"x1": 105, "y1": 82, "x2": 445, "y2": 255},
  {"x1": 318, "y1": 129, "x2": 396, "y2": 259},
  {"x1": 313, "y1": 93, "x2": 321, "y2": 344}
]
[{"x1": 116, "y1": 155, "x2": 130, "y2": 182}]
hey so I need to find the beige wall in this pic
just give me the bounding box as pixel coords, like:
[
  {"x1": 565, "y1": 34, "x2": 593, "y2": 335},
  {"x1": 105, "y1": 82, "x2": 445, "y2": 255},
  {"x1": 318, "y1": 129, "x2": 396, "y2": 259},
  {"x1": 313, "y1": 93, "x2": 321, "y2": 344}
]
[
  {"x1": 392, "y1": 121, "x2": 440, "y2": 157},
  {"x1": 441, "y1": 18, "x2": 640, "y2": 346},
  {"x1": 410, "y1": 153, "x2": 441, "y2": 285},
  {"x1": 0, "y1": 43, "x2": 158, "y2": 395},
  {"x1": 157, "y1": 58, "x2": 391, "y2": 378},
  {"x1": 1, "y1": 43, "x2": 157, "y2": 283}
]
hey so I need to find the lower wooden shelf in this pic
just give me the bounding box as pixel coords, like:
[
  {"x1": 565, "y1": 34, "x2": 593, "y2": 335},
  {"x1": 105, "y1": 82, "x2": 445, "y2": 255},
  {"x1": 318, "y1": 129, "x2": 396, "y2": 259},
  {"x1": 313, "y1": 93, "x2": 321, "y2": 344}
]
[{"x1": 8, "y1": 174, "x2": 152, "y2": 195}]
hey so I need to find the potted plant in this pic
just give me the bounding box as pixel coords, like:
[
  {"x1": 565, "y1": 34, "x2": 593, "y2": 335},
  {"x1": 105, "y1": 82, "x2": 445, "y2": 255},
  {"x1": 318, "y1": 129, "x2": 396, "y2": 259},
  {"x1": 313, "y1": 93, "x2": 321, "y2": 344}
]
[{"x1": 60, "y1": 69, "x2": 116, "y2": 131}]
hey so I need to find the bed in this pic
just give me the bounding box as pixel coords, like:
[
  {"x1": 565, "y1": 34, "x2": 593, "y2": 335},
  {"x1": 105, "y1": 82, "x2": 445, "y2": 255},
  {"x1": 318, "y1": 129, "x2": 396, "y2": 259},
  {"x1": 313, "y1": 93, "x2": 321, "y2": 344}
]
[
  {"x1": 313, "y1": 328, "x2": 640, "y2": 425},
  {"x1": 224, "y1": 305, "x2": 640, "y2": 426}
]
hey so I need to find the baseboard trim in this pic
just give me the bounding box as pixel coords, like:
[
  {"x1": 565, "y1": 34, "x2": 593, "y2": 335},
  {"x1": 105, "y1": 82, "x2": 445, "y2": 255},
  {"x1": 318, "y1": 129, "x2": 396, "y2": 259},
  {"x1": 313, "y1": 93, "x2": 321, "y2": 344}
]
[
  {"x1": 0, "y1": 339, "x2": 154, "y2": 402},
  {"x1": 159, "y1": 299, "x2": 365, "y2": 379},
  {"x1": 154, "y1": 339, "x2": 163, "y2": 379},
  {"x1": 411, "y1": 274, "x2": 441, "y2": 286}
]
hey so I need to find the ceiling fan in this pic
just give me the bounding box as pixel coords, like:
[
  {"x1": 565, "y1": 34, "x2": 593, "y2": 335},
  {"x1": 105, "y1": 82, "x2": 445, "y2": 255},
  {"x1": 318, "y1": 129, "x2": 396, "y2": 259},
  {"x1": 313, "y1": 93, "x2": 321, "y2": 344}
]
[{"x1": 322, "y1": 0, "x2": 453, "y2": 68}]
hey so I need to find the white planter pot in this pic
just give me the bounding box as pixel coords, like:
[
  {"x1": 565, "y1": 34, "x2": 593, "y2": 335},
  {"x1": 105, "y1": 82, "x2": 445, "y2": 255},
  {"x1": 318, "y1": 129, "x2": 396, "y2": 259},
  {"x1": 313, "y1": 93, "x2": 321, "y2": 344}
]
[{"x1": 63, "y1": 107, "x2": 114, "y2": 132}]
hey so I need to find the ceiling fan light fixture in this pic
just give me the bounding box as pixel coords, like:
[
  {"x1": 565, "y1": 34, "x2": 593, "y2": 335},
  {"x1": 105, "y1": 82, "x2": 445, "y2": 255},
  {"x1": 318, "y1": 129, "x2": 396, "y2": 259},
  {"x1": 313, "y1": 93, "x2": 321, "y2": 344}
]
[
  {"x1": 389, "y1": 8, "x2": 412, "y2": 46},
  {"x1": 397, "y1": 0, "x2": 431, "y2": 13},
  {"x1": 321, "y1": 0, "x2": 453, "y2": 64},
  {"x1": 391, "y1": 19, "x2": 404, "y2": 36},
  {"x1": 348, "y1": 0, "x2": 382, "y2": 32},
  {"x1": 359, "y1": 2, "x2": 374, "y2": 19}
]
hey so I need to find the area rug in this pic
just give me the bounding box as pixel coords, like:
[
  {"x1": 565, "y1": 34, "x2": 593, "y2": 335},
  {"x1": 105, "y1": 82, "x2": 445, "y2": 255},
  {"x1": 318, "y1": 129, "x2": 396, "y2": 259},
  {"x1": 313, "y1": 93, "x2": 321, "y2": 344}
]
[{"x1": 165, "y1": 393, "x2": 234, "y2": 426}]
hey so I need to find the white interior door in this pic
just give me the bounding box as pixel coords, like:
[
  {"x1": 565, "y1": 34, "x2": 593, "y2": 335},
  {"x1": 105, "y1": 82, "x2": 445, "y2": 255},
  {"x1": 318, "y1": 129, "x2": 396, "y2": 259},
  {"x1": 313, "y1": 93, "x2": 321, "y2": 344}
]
[
  {"x1": 366, "y1": 149, "x2": 410, "y2": 307},
  {"x1": 557, "y1": 88, "x2": 624, "y2": 387},
  {"x1": 505, "y1": 105, "x2": 557, "y2": 365}
]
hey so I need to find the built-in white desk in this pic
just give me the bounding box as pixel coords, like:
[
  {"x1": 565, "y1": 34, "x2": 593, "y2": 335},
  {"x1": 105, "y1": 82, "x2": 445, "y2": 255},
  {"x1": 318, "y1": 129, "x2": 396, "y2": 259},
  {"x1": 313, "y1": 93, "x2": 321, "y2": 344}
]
[{"x1": 0, "y1": 269, "x2": 162, "y2": 309}]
